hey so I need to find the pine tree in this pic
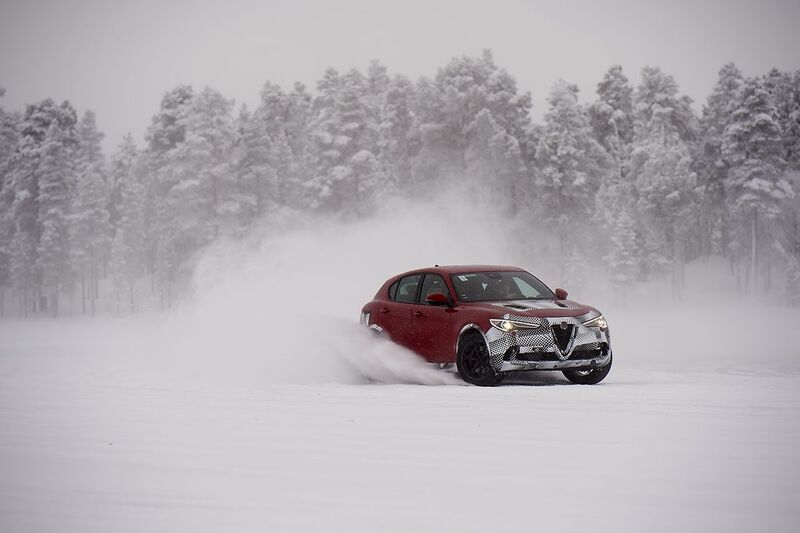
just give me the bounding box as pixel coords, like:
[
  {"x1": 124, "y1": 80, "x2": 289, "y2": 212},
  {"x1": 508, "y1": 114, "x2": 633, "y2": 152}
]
[
  {"x1": 413, "y1": 50, "x2": 531, "y2": 192},
  {"x1": 698, "y1": 63, "x2": 743, "y2": 256},
  {"x1": 284, "y1": 83, "x2": 313, "y2": 206},
  {"x1": 377, "y1": 75, "x2": 417, "y2": 193},
  {"x1": 765, "y1": 69, "x2": 800, "y2": 171},
  {"x1": 465, "y1": 108, "x2": 523, "y2": 211},
  {"x1": 234, "y1": 105, "x2": 273, "y2": 226},
  {"x1": 36, "y1": 124, "x2": 73, "y2": 316},
  {"x1": 307, "y1": 68, "x2": 380, "y2": 213},
  {"x1": 590, "y1": 65, "x2": 634, "y2": 164},
  {"x1": 722, "y1": 76, "x2": 793, "y2": 293},
  {"x1": 630, "y1": 67, "x2": 699, "y2": 288},
  {"x1": 71, "y1": 110, "x2": 108, "y2": 313},
  {"x1": 0, "y1": 90, "x2": 20, "y2": 315},
  {"x1": 109, "y1": 138, "x2": 144, "y2": 313},
  {"x1": 2, "y1": 99, "x2": 77, "y2": 314},
  {"x1": 107, "y1": 133, "x2": 138, "y2": 238},
  {"x1": 589, "y1": 66, "x2": 635, "y2": 228},
  {"x1": 255, "y1": 81, "x2": 304, "y2": 208},
  {"x1": 143, "y1": 85, "x2": 194, "y2": 306},
  {"x1": 634, "y1": 66, "x2": 698, "y2": 144},
  {"x1": 534, "y1": 80, "x2": 608, "y2": 268},
  {"x1": 70, "y1": 162, "x2": 109, "y2": 315},
  {"x1": 159, "y1": 86, "x2": 237, "y2": 293}
]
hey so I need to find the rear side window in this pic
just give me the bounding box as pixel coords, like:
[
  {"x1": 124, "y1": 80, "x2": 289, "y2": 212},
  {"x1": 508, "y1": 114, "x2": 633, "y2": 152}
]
[
  {"x1": 394, "y1": 275, "x2": 422, "y2": 303},
  {"x1": 388, "y1": 280, "x2": 399, "y2": 300}
]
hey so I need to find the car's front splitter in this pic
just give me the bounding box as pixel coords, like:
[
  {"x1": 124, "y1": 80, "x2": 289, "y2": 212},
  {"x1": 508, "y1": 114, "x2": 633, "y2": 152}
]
[{"x1": 498, "y1": 352, "x2": 611, "y2": 372}]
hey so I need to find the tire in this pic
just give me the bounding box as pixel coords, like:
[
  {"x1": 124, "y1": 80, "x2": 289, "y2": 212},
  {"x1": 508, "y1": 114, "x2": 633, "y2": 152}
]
[
  {"x1": 456, "y1": 332, "x2": 504, "y2": 387},
  {"x1": 562, "y1": 352, "x2": 612, "y2": 385}
]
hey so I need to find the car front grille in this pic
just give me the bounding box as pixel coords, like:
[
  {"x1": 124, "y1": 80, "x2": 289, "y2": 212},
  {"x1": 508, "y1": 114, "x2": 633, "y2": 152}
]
[{"x1": 551, "y1": 323, "x2": 574, "y2": 352}]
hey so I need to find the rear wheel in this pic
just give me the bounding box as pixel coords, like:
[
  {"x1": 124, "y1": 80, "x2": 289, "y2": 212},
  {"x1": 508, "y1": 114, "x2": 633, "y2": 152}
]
[
  {"x1": 562, "y1": 353, "x2": 612, "y2": 385},
  {"x1": 456, "y1": 333, "x2": 503, "y2": 386}
]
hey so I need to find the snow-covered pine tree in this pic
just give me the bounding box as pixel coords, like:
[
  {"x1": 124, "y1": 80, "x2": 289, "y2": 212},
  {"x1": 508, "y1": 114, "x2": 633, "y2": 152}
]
[
  {"x1": 70, "y1": 162, "x2": 109, "y2": 315},
  {"x1": 377, "y1": 75, "x2": 417, "y2": 193},
  {"x1": 589, "y1": 65, "x2": 635, "y2": 227},
  {"x1": 71, "y1": 110, "x2": 109, "y2": 313},
  {"x1": 635, "y1": 66, "x2": 698, "y2": 144},
  {"x1": 307, "y1": 68, "x2": 380, "y2": 214},
  {"x1": 786, "y1": 71, "x2": 800, "y2": 171},
  {"x1": 0, "y1": 90, "x2": 20, "y2": 315},
  {"x1": 630, "y1": 67, "x2": 699, "y2": 290},
  {"x1": 36, "y1": 123, "x2": 73, "y2": 316},
  {"x1": 534, "y1": 80, "x2": 608, "y2": 271},
  {"x1": 412, "y1": 50, "x2": 531, "y2": 194},
  {"x1": 143, "y1": 85, "x2": 194, "y2": 306},
  {"x1": 234, "y1": 105, "x2": 273, "y2": 226},
  {"x1": 284, "y1": 83, "x2": 313, "y2": 206},
  {"x1": 698, "y1": 63, "x2": 743, "y2": 257},
  {"x1": 107, "y1": 133, "x2": 137, "y2": 241},
  {"x1": 590, "y1": 65, "x2": 634, "y2": 170},
  {"x1": 255, "y1": 81, "x2": 302, "y2": 208},
  {"x1": 722, "y1": 76, "x2": 793, "y2": 293},
  {"x1": 464, "y1": 108, "x2": 523, "y2": 211},
  {"x1": 3, "y1": 99, "x2": 77, "y2": 315},
  {"x1": 764, "y1": 69, "x2": 800, "y2": 171},
  {"x1": 109, "y1": 137, "x2": 145, "y2": 313},
  {"x1": 158, "y1": 86, "x2": 237, "y2": 294},
  {"x1": 770, "y1": 70, "x2": 800, "y2": 301}
]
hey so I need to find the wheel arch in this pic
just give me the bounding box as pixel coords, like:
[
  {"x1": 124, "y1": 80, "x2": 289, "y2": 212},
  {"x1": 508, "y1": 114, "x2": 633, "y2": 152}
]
[{"x1": 455, "y1": 323, "x2": 490, "y2": 359}]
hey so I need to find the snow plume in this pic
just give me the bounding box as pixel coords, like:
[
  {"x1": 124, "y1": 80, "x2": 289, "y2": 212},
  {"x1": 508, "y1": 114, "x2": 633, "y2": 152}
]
[{"x1": 159, "y1": 198, "x2": 524, "y2": 386}]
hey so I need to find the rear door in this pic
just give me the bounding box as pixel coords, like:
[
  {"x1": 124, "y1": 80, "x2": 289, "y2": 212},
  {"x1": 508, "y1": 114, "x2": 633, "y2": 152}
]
[
  {"x1": 409, "y1": 273, "x2": 454, "y2": 362},
  {"x1": 378, "y1": 274, "x2": 421, "y2": 350}
]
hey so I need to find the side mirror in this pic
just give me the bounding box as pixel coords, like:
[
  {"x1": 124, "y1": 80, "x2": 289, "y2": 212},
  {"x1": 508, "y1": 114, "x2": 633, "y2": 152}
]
[
  {"x1": 425, "y1": 292, "x2": 451, "y2": 306},
  {"x1": 554, "y1": 288, "x2": 568, "y2": 300}
]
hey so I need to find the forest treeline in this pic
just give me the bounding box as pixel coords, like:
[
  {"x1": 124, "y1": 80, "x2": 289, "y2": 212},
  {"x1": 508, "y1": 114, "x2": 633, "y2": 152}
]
[{"x1": 1, "y1": 51, "x2": 799, "y2": 316}]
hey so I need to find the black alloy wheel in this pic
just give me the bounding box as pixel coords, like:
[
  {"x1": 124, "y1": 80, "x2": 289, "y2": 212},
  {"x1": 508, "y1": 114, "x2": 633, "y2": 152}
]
[{"x1": 456, "y1": 333, "x2": 503, "y2": 387}]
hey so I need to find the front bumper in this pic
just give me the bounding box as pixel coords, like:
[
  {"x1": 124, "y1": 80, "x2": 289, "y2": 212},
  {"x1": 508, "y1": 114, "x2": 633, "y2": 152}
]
[
  {"x1": 484, "y1": 314, "x2": 611, "y2": 373},
  {"x1": 498, "y1": 351, "x2": 611, "y2": 372}
]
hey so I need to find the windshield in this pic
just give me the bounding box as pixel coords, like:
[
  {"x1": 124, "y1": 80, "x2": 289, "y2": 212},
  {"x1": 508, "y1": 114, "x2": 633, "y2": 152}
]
[{"x1": 449, "y1": 271, "x2": 556, "y2": 302}]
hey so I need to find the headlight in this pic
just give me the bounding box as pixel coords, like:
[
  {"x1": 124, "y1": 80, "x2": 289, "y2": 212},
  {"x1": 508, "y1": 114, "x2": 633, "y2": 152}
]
[
  {"x1": 360, "y1": 311, "x2": 370, "y2": 326},
  {"x1": 490, "y1": 318, "x2": 542, "y2": 333},
  {"x1": 582, "y1": 314, "x2": 608, "y2": 332}
]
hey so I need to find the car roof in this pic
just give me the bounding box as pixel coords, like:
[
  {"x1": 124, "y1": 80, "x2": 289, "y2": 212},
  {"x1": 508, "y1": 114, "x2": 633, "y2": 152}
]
[{"x1": 394, "y1": 265, "x2": 527, "y2": 278}]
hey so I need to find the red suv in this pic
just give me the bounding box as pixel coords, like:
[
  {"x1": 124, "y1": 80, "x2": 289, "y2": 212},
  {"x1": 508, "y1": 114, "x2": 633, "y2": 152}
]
[{"x1": 361, "y1": 265, "x2": 612, "y2": 386}]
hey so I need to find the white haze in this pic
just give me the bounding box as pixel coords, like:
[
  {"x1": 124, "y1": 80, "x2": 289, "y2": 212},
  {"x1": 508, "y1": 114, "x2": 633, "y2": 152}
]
[
  {"x1": 159, "y1": 197, "x2": 517, "y2": 387},
  {"x1": 141, "y1": 190, "x2": 800, "y2": 388}
]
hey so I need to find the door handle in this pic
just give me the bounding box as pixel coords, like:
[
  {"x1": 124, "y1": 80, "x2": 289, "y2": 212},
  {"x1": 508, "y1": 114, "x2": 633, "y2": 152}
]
[
  {"x1": 413, "y1": 310, "x2": 423, "y2": 318},
  {"x1": 380, "y1": 307, "x2": 390, "y2": 314}
]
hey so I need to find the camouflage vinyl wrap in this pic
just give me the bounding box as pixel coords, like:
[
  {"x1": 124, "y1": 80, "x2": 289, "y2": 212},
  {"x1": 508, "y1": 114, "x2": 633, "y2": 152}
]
[{"x1": 483, "y1": 305, "x2": 611, "y2": 372}]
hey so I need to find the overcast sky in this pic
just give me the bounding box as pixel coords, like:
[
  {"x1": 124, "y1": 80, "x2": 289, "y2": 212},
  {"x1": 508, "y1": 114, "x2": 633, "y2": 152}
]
[{"x1": 1, "y1": 0, "x2": 799, "y2": 152}]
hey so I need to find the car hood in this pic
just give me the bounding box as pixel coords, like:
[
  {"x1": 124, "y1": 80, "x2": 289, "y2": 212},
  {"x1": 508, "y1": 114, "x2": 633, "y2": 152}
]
[{"x1": 461, "y1": 299, "x2": 596, "y2": 318}]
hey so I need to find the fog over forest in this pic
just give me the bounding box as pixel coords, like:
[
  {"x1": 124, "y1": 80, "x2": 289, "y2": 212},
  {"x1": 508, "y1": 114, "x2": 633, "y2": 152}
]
[{"x1": 1, "y1": 51, "x2": 799, "y2": 317}]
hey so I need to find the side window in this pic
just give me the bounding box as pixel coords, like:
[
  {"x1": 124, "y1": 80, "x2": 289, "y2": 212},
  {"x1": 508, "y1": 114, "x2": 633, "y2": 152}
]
[
  {"x1": 388, "y1": 280, "x2": 399, "y2": 300},
  {"x1": 395, "y1": 275, "x2": 422, "y2": 304},
  {"x1": 420, "y1": 274, "x2": 451, "y2": 304}
]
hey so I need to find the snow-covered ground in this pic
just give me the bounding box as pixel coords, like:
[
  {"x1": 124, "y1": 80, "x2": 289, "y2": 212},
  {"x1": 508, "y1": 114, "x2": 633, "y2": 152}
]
[{"x1": 1, "y1": 306, "x2": 799, "y2": 533}]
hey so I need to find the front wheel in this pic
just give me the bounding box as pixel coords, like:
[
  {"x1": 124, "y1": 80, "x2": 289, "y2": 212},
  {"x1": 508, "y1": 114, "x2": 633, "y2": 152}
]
[
  {"x1": 456, "y1": 333, "x2": 503, "y2": 387},
  {"x1": 562, "y1": 353, "x2": 612, "y2": 385}
]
